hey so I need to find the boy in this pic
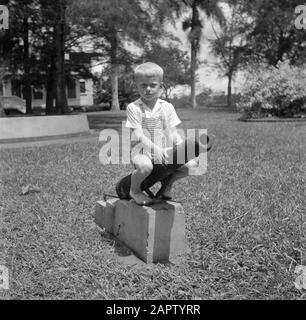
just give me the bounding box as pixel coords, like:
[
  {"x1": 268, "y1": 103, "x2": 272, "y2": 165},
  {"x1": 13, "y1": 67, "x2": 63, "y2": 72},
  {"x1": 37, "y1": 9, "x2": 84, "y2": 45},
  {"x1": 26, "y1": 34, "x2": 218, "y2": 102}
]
[{"x1": 126, "y1": 62, "x2": 199, "y2": 206}]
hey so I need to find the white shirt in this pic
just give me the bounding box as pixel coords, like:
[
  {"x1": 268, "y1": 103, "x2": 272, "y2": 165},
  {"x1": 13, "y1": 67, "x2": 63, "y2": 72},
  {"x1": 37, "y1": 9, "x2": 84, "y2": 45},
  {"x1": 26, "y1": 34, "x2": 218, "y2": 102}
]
[{"x1": 126, "y1": 98, "x2": 181, "y2": 159}]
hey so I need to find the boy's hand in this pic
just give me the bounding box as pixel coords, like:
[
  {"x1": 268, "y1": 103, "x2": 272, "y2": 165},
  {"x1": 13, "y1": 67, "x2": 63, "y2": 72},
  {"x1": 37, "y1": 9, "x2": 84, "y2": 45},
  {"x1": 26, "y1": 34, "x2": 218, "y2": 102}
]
[{"x1": 153, "y1": 146, "x2": 169, "y2": 164}]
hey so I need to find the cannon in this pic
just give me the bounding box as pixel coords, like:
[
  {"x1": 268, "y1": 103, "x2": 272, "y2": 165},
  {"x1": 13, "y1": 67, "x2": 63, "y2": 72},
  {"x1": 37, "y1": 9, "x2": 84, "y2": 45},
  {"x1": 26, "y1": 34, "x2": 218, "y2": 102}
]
[{"x1": 115, "y1": 134, "x2": 212, "y2": 200}]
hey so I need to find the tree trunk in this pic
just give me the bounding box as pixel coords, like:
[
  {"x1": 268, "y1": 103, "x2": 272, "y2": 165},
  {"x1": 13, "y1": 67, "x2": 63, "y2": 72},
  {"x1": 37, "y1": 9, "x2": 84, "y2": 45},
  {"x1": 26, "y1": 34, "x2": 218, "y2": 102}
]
[
  {"x1": 227, "y1": 72, "x2": 232, "y2": 109},
  {"x1": 110, "y1": 31, "x2": 120, "y2": 111},
  {"x1": 111, "y1": 64, "x2": 120, "y2": 111},
  {"x1": 163, "y1": 85, "x2": 169, "y2": 100},
  {"x1": 190, "y1": 42, "x2": 197, "y2": 109},
  {"x1": 46, "y1": 54, "x2": 55, "y2": 115},
  {"x1": 55, "y1": 0, "x2": 68, "y2": 114},
  {"x1": 23, "y1": 16, "x2": 32, "y2": 114},
  {"x1": 0, "y1": 100, "x2": 6, "y2": 117},
  {"x1": 190, "y1": 1, "x2": 199, "y2": 109}
]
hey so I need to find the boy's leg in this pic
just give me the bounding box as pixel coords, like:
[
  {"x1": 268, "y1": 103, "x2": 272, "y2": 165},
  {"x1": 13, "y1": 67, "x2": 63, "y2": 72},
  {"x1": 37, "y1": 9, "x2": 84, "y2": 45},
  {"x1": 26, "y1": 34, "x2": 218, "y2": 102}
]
[
  {"x1": 155, "y1": 134, "x2": 211, "y2": 199},
  {"x1": 130, "y1": 154, "x2": 154, "y2": 205},
  {"x1": 156, "y1": 158, "x2": 199, "y2": 199}
]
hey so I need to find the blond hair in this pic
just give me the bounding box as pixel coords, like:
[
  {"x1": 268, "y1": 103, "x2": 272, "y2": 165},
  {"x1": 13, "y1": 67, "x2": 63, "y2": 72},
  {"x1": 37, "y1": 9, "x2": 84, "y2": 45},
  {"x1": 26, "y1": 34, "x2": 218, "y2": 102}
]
[{"x1": 134, "y1": 62, "x2": 164, "y2": 81}]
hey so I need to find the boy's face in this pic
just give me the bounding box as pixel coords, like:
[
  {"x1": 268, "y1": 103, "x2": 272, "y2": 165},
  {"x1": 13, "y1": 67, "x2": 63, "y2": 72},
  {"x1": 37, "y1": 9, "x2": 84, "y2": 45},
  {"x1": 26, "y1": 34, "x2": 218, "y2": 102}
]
[{"x1": 135, "y1": 74, "x2": 163, "y2": 104}]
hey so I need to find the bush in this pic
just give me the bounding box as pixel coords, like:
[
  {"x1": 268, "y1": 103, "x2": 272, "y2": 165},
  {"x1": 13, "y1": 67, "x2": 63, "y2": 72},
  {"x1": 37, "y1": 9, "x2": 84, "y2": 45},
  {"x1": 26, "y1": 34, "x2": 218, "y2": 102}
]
[
  {"x1": 237, "y1": 61, "x2": 306, "y2": 118},
  {"x1": 169, "y1": 95, "x2": 192, "y2": 108}
]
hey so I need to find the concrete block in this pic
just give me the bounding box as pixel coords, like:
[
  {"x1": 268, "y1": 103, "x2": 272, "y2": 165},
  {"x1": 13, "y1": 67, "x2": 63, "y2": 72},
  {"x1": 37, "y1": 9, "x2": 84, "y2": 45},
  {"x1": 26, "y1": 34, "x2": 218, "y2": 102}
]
[
  {"x1": 95, "y1": 200, "x2": 187, "y2": 263},
  {"x1": 95, "y1": 199, "x2": 118, "y2": 233}
]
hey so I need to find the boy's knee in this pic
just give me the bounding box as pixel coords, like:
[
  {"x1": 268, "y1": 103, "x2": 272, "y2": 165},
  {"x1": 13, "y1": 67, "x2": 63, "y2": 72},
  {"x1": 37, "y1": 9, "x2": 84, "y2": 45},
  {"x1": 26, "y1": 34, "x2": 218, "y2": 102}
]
[
  {"x1": 134, "y1": 156, "x2": 153, "y2": 175},
  {"x1": 179, "y1": 158, "x2": 201, "y2": 176},
  {"x1": 186, "y1": 158, "x2": 199, "y2": 168},
  {"x1": 138, "y1": 161, "x2": 153, "y2": 175}
]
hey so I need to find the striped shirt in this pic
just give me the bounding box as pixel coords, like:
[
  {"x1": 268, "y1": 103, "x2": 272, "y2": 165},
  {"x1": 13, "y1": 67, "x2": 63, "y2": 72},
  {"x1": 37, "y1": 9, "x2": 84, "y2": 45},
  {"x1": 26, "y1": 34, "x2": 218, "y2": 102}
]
[{"x1": 126, "y1": 98, "x2": 181, "y2": 159}]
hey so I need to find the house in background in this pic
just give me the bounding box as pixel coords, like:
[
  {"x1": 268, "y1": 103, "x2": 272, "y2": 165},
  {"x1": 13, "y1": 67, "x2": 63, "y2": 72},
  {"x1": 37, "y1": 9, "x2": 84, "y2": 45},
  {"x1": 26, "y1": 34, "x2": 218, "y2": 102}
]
[{"x1": 0, "y1": 52, "x2": 94, "y2": 110}]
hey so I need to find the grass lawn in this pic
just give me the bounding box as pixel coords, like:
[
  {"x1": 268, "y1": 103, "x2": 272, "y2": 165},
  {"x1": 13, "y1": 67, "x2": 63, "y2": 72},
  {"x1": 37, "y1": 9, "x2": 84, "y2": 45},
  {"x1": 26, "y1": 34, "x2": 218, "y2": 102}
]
[{"x1": 0, "y1": 110, "x2": 305, "y2": 300}]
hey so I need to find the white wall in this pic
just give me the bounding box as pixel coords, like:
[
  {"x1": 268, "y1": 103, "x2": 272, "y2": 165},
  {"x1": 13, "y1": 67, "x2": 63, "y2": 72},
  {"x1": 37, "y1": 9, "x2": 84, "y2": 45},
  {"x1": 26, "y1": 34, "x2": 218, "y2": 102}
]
[
  {"x1": 2, "y1": 78, "x2": 94, "y2": 107},
  {"x1": 80, "y1": 79, "x2": 94, "y2": 106},
  {"x1": 3, "y1": 80, "x2": 12, "y2": 96}
]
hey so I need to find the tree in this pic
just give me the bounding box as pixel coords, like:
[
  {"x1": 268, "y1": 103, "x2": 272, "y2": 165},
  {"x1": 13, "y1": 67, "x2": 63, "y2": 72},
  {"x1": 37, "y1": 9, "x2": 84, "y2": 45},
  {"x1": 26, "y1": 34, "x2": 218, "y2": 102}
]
[
  {"x1": 39, "y1": 0, "x2": 75, "y2": 114},
  {"x1": 38, "y1": 0, "x2": 91, "y2": 114},
  {"x1": 71, "y1": 0, "x2": 161, "y2": 111},
  {"x1": 142, "y1": 42, "x2": 191, "y2": 99},
  {"x1": 1, "y1": 0, "x2": 82, "y2": 115},
  {"x1": 22, "y1": 1, "x2": 34, "y2": 114},
  {"x1": 1, "y1": 0, "x2": 40, "y2": 114},
  {"x1": 53, "y1": 0, "x2": 68, "y2": 114},
  {"x1": 210, "y1": 0, "x2": 251, "y2": 108},
  {"x1": 240, "y1": 0, "x2": 306, "y2": 66},
  {"x1": 1, "y1": 0, "x2": 65, "y2": 114},
  {"x1": 181, "y1": 0, "x2": 224, "y2": 108},
  {"x1": 0, "y1": 0, "x2": 9, "y2": 90},
  {"x1": 94, "y1": 65, "x2": 138, "y2": 110}
]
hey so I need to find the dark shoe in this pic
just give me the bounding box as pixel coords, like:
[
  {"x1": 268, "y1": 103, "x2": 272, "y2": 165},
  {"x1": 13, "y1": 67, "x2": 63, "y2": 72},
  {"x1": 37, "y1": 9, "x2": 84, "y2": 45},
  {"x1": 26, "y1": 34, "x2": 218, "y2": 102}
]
[
  {"x1": 155, "y1": 193, "x2": 172, "y2": 201},
  {"x1": 155, "y1": 177, "x2": 173, "y2": 201}
]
